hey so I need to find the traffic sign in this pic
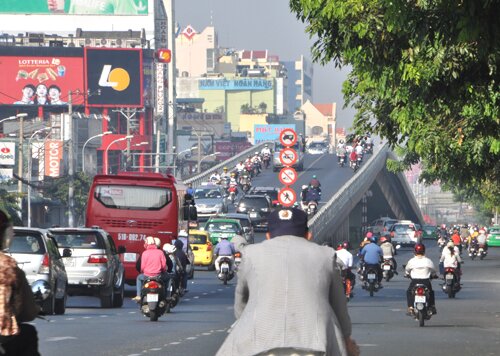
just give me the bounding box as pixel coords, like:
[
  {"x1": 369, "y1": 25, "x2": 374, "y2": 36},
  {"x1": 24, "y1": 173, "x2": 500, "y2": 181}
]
[
  {"x1": 279, "y1": 167, "x2": 298, "y2": 186},
  {"x1": 279, "y1": 148, "x2": 298, "y2": 166},
  {"x1": 278, "y1": 187, "x2": 297, "y2": 207},
  {"x1": 279, "y1": 128, "x2": 298, "y2": 147}
]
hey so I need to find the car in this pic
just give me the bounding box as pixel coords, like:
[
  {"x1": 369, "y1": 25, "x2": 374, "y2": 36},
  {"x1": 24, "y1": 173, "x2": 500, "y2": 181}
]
[
  {"x1": 421, "y1": 225, "x2": 438, "y2": 240},
  {"x1": 203, "y1": 218, "x2": 243, "y2": 245},
  {"x1": 188, "y1": 229, "x2": 214, "y2": 269},
  {"x1": 369, "y1": 217, "x2": 399, "y2": 236},
  {"x1": 193, "y1": 184, "x2": 228, "y2": 220},
  {"x1": 487, "y1": 225, "x2": 500, "y2": 247},
  {"x1": 222, "y1": 213, "x2": 255, "y2": 244},
  {"x1": 272, "y1": 140, "x2": 305, "y2": 171},
  {"x1": 389, "y1": 222, "x2": 419, "y2": 247},
  {"x1": 248, "y1": 186, "x2": 280, "y2": 207},
  {"x1": 49, "y1": 227, "x2": 125, "y2": 308},
  {"x1": 307, "y1": 141, "x2": 329, "y2": 155},
  {"x1": 10, "y1": 227, "x2": 68, "y2": 315},
  {"x1": 236, "y1": 195, "x2": 272, "y2": 231}
]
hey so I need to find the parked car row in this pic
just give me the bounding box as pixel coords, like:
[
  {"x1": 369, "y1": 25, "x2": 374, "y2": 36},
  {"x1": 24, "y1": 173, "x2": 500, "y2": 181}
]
[{"x1": 8, "y1": 226, "x2": 126, "y2": 314}]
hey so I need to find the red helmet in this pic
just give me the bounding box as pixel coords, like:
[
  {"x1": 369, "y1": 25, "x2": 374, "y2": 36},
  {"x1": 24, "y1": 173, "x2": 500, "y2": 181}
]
[
  {"x1": 366, "y1": 231, "x2": 373, "y2": 238},
  {"x1": 342, "y1": 241, "x2": 351, "y2": 250},
  {"x1": 379, "y1": 236, "x2": 387, "y2": 243},
  {"x1": 414, "y1": 243, "x2": 426, "y2": 255},
  {"x1": 336, "y1": 243, "x2": 343, "y2": 251}
]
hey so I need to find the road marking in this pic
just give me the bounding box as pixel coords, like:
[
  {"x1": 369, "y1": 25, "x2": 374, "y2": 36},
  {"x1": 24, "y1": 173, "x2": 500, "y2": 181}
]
[
  {"x1": 128, "y1": 311, "x2": 136, "y2": 314},
  {"x1": 186, "y1": 337, "x2": 197, "y2": 340},
  {"x1": 194, "y1": 296, "x2": 200, "y2": 299},
  {"x1": 184, "y1": 298, "x2": 191, "y2": 301},
  {"x1": 358, "y1": 344, "x2": 378, "y2": 347},
  {"x1": 46, "y1": 336, "x2": 77, "y2": 342},
  {"x1": 82, "y1": 316, "x2": 91, "y2": 319},
  {"x1": 297, "y1": 154, "x2": 325, "y2": 179},
  {"x1": 65, "y1": 318, "x2": 75, "y2": 320},
  {"x1": 170, "y1": 342, "x2": 181, "y2": 345},
  {"x1": 149, "y1": 348, "x2": 162, "y2": 351},
  {"x1": 390, "y1": 308, "x2": 402, "y2": 312},
  {"x1": 203, "y1": 292, "x2": 208, "y2": 295},
  {"x1": 216, "y1": 329, "x2": 226, "y2": 332},
  {"x1": 99, "y1": 315, "x2": 108, "y2": 318},
  {"x1": 202, "y1": 332, "x2": 212, "y2": 335}
]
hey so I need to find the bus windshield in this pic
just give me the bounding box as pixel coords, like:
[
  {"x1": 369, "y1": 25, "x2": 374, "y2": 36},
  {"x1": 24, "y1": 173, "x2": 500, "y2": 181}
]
[{"x1": 94, "y1": 185, "x2": 172, "y2": 210}]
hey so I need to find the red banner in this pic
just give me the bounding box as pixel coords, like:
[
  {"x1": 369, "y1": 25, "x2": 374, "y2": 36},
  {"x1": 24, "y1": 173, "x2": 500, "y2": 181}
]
[
  {"x1": 45, "y1": 140, "x2": 64, "y2": 177},
  {"x1": 215, "y1": 141, "x2": 252, "y2": 161},
  {"x1": 0, "y1": 55, "x2": 84, "y2": 106}
]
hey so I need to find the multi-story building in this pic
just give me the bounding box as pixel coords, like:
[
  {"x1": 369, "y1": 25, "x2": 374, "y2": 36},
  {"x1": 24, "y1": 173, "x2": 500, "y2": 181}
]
[{"x1": 283, "y1": 55, "x2": 313, "y2": 113}]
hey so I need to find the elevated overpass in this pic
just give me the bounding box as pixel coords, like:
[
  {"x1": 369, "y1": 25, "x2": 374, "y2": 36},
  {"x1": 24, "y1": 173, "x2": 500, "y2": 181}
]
[{"x1": 186, "y1": 142, "x2": 422, "y2": 246}]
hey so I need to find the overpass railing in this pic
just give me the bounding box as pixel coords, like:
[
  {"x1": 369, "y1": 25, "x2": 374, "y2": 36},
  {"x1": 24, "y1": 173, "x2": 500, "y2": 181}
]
[
  {"x1": 184, "y1": 141, "x2": 271, "y2": 186},
  {"x1": 308, "y1": 143, "x2": 390, "y2": 245}
]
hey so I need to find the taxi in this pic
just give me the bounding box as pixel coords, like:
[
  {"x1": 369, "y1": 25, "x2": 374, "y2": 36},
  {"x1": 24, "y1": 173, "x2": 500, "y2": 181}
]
[
  {"x1": 487, "y1": 225, "x2": 500, "y2": 247},
  {"x1": 188, "y1": 230, "x2": 214, "y2": 268}
]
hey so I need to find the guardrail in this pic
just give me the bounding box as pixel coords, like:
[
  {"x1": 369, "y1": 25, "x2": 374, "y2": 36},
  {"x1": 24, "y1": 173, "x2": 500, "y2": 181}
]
[
  {"x1": 308, "y1": 143, "x2": 390, "y2": 245},
  {"x1": 184, "y1": 141, "x2": 272, "y2": 186}
]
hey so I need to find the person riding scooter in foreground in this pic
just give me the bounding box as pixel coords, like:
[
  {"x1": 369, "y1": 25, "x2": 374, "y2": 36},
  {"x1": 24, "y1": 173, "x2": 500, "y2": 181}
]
[
  {"x1": 214, "y1": 236, "x2": 236, "y2": 274},
  {"x1": 405, "y1": 244, "x2": 437, "y2": 315}
]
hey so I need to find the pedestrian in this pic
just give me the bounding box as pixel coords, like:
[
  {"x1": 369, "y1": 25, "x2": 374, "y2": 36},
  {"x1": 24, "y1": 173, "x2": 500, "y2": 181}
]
[{"x1": 216, "y1": 207, "x2": 359, "y2": 356}]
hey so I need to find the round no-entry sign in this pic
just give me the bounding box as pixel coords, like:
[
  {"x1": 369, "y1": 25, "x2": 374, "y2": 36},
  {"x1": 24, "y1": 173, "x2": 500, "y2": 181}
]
[
  {"x1": 278, "y1": 187, "x2": 297, "y2": 207},
  {"x1": 279, "y1": 128, "x2": 298, "y2": 147},
  {"x1": 279, "y1": 148, "x2": 298, "y2": 166},
  {"x1": 279, "y1": 167, "x2": 298, "y2": 186}
]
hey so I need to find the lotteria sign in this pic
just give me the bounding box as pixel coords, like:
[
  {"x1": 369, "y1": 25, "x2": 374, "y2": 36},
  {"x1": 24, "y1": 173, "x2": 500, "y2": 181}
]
[
  {"x1": 0, "y1": 142, "x2": 16, "y2": 165},
  {"x1": 44, "y1": 140, "x2": 63, "y2": 177}
]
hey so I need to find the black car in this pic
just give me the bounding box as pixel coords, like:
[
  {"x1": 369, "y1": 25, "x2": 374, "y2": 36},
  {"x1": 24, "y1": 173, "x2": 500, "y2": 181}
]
[
  {"x1": 236, "y1": 195, "x2": 272, "y2": 231},
  {"x1": 248, "y1": 186, "x2": 280, "y2": 206}
]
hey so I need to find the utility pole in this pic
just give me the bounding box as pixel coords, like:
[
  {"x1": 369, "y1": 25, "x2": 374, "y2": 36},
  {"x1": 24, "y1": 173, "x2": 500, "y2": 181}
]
[
  {"x1": 165, "y1": 0, "x2": 177, "y2": 163},
  {"x1": 68, "y1": 91, "x2": 75, "y2": 227},
  {"x1": 17, "y1": 115, "x2": 24, "y2": 211}
]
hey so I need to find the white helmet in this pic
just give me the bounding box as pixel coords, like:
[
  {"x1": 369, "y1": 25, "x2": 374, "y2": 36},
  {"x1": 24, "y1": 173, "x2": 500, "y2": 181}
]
[
  {"x1": 163, "y1": 243, "x2": 176, "y2": 253},
  {"x1": 255, "y1": 151, "x2": 259, "y2": 155},
  {"x1": 220, "y1": 235, "x2": 229, "y2": 239},
  {"x1": 153, "y1": 237, "x2": 161, "y2": 248},
  {"x1": 264, "y1": 144, "x2": 268, "y2": 147},
  {"x1": 302, "y1": 185, "x2": 308, "y2": 190},
  {"x1": 178, "y1": 230, "x2": 188, "y2": 237}
]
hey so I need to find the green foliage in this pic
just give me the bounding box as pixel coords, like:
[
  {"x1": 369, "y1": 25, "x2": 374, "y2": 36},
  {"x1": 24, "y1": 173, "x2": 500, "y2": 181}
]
[
  {"x1": 0, "y1": 189, "x2": 22, "y2": 226},
  {"x1": 290, "y1": 0, "x2": 500, "y2": 208},
  {"x1": 43, "y1": 172, "x2": 92, "y2": 226}
]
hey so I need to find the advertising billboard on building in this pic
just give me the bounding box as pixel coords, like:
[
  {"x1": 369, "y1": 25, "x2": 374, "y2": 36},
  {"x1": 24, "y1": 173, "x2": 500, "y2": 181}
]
[
  {"x1": 215, "y1": 141, "x2": 253, "y2": 161},
  {"x1": 177, "y1": 112, "x2": 225, "y2": 137},
  {"x1": 0, "y1": 142, "x2": 16, "y2": 165},
  {"x1": 254, "y1": 124, "x2": 296, "y2": 144},
  {"x1": 0, "y1": 168, "x2": 14, "y2": 182},
  {"x1": 0, "y1": 55, "x2": 84, "y2": 106},
  {"x1": 0, "y1": 1, "x2": 149, "y2": 15},
  {"x1": 85, "y1": 48, "x2": 143, "y2": 107},
  {"x1": 44, "y1": 140, "x2": 63, "y2": 177},
  {"x1": 199, "y1": 78, "x2": 273, "y2": 91}
]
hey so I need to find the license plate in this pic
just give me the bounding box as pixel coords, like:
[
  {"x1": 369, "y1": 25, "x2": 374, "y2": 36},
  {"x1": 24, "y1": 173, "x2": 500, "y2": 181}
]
[
  {"x1": 64, "y1": 257, "x2": 75, "y2": 267},
  {"x1": 445, "y1": 274, "x2": 454, "y2": 280},
  {"x1": 123, "y1": 253, "x2": 137, "y2": 262},
  {"x1": 250, "y1": 212, "x2": 257, "y2": 218},
  {"x1": 146, "y1": 293, "x2": 159, "y2": 302},
  {"x1": 415, "y1": 295, "x2": 426, "y2": 303},
  {"x1": 235, "y1": 258, "x2": 241, "y2": 264},
  {"x1": 367, "y1": 273, "x2": 376, "y2": 279},
  {"x1": 383, "y1": 265, "x2": 391, "y2": 270}
]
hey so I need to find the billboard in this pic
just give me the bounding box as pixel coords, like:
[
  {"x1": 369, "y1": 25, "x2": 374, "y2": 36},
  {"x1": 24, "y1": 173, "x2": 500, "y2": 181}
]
[
  {"x1": 0, "y1": 55, "x2": 84, "y2": 106},
  {"x1": 44, "y1": 140, "x2": 63, "y2": 177},
  {"x1": 0, "y1": 168, "x2": 14, "y2": 182},
  {"x1": 85, "y1": 48, "x2": 143, "y2": 107},
  {"x1": 0, "y1": 142, "x2": 16, "y2": 165},
  {"x1": 215, "y1": 141, "x2": 253, "y2": 161},
  {"x1": 0, "y1": 0, "x2": 149, "y2": 15},
  {"x1": 199, "y1": 78, "x2": 273, "y2": 91},
  {"x1": 254, "y1": 124, "x2": 296, "y2": 144}
]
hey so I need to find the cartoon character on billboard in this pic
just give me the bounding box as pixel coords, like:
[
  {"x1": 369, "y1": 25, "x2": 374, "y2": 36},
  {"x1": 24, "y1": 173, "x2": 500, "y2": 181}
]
[
  {"x1": 47, "y1": 0, "x2": 139, "y2": 15},
  {"x1": 48, "y1": 85, "x2": 67, "y2": 105},
  {"x1": 13, "y1": 84, "x2": 35, "y2": 105}
]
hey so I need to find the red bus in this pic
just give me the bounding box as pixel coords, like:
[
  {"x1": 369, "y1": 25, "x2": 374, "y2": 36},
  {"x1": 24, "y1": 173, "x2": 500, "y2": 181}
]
[{"x1": 86, "y1": 172, "x2": 187, "y2": 284}]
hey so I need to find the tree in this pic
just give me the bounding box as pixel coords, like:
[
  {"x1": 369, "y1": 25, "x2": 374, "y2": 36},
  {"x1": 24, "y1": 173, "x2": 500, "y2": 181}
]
[
  {"x1": 0, "y1": 189, "x2": 22, "y2": 226},
  {"x1": 290, "y1": 0, "x2": 499, "y2": 206}
]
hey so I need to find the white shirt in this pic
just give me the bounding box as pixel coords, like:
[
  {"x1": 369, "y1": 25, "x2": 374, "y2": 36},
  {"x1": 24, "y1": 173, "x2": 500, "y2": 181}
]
[
  {"x1": 477, "y1": 233, "x2": 487, "y2": 245},
  {"x1": 380, "y1": 242, "x2": 395, "y2": 258},
  {"x1": 355, "y1": 145, "x2": 364, "y2": 155},
  {"x1": 335, "y1": 248, "x2": 353, "y2": 269},
  {"x1": 261, "y1": 148, "x2": 271, "y2": 155},
  {"x1": 236, "y1": 163, "x2": 245, "y2": 171},
  {"x1": 405, "y1": 255, "x2": 436, "y2": 279},
  {"x1": 440, "y1": 248, "x2": 461, "y2": 268}
]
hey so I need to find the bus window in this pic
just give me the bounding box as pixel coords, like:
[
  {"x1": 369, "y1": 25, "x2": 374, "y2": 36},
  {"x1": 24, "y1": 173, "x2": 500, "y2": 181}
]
[{"x1": 94, "y1": 185, "x2": 172, "y2": 210}]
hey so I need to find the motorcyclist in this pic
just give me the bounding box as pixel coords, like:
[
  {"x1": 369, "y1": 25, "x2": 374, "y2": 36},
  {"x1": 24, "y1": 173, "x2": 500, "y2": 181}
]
[
  {"x1": 336, "y1": 143, "x2": 347, "y2": 165},
  {"x1": 354, "y1": 142, "x2": 364, "y2": 158},
  {"x1": 359, "y1": 236, "x2": 384, "y2": 284},
  {"x1": 0, "y1": 209, "x2": 41, "y2": 356},
  {"x1": 336, "y1": 241, "x2": 356, "y2": 291},
  {"x1": 379, "y1": 236, "x2": 398, "y2": 274},
  {"x1": 220, "y1": 167, "x2": 231, "y2": 181},
  {"x1": 349, "y1": 150, "x2": 358, "y2": 168},
  {"x1": 476, "y1": 229, "x2": 488, "y2": 252},
  {"x1": 228, "y1": 173, "x2": 239, "y2": 197},
  {"x1": 214, "y1": 236, "x2": 236, "y2": 273},
  {"x1": 438, "y1": 224, "x2": 449, "y2": 240},
  {"x1": 251, "y1": 151, "x2": 262, "y2": 164},
  {"x1": 260, "y1": 144, "x2": 272, "y2": 156},
  {"x1": 440, "y1": 241, "x2": 462, "y2": 282},
  {"x1": 405, "y1": 243, "x2": 437, "y2": 315},
  {"x1": 174, "y1": 239, "x2": 191, "y2": 293},
  {"x1": 300, "y1": 185, "x2": 309, "y2": 210},
  {"x1": 309, "y1": 175, "x2": 321, "y2": 190},
  {"x1": 450, "y1": 227, "x2": 462, "y2": 254},
  {"x1": 235, "y1": 160, "x2": 245, "y2": 173},
  {"x1": 209, "y1": 171, "x2": 221, "y2": 184},
  {"x1": 305, "y1": 186, "x2": 321, "y2": 204}
]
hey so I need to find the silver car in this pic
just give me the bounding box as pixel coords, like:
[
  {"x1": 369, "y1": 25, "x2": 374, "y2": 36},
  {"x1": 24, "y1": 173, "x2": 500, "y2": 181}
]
[
  {"x1": 194, "y1": 185, "x2": 228, "y2": 220},
  {"x1": 9, "y1": 227, "x2": 68, "y2": 315},
  {"x1": 223, "y1": 213, "x2": 255, "y2": 244},
  {"x1": 49, "y1": 227, "x2": 125, "y2": 308}
]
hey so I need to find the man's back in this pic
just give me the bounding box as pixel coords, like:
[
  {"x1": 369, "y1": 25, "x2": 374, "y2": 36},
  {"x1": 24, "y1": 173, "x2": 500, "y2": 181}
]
[
  {"x1": 216, "y1": 235, "x2": 351, "y2": 356},
  {"x1": 361, "y1": 243, "x2": 382, "y2": 264}
]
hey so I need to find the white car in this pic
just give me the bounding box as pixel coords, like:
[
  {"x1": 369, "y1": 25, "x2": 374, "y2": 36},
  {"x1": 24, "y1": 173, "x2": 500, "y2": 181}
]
[{"x1": 307, "y1": 142, "x2": 328, "y2": 155}]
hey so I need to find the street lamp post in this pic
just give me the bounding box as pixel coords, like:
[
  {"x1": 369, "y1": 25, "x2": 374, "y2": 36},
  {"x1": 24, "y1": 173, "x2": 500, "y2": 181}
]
[
  {"x1": 81, "y1": 131, "x2": 112, "y2": 172},
  {"x1": 198, "y1": 152, "x2": 220, "y2": 172},
  {"x1": 27, "y1": 127, "x2": 51, "y2": 228},
  {"x1": 104, "y1": 135, "x2": 133, "y2": 174}
]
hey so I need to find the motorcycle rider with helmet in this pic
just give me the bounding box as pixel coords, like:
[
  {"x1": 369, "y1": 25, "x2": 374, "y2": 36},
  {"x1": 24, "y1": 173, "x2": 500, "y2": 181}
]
[
  {"x1": 476, "y1": 229, "x2": 488, "y2": 252},
  {"x1": 336, "y1": 241, "x2": 356, "y2": 290},
  {"x1": 405, "y1": 244, "x2": 437, "y2": 315},
  {"x1": 220, "y1": 167, "x2": 231, "y2": 181},
  {"x1": 379, "y1": 236, "x2": 398, "y2": 274},
  {"x1": 235, "y1": 160, "x2": 245, "y2": 174},
  {"x1": 309, "y1": 175, "x2": 321, "y2": 191},
  {"x1": 300, "y1": 185, "x2": 309, "y2": 210},
  {"x1": 260, "y1": 144, "x2": 272, "y2": 156},
  {"x1": 209, "y1": 170, "x2": 221, "y2": 184},
  {"x1": 359, "y1": 236, "x2": 384, "y2": 284},
  {"x1": 440, "y1": 241, "x2": 462, "y2": 282},
  {"x1": 214, "y1": 235, "x2": 237, "y2": 274}
]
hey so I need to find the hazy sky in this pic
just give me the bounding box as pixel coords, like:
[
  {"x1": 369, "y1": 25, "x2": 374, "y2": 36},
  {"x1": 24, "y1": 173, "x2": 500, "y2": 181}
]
[{"x1": 175, "y1": 0, "x2": 356, "y2": 128}]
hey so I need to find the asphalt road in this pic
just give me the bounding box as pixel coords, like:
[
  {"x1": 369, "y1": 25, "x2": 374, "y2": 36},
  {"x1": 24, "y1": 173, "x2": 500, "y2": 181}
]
[{"x1": 34, "y1": 153, "x2": 500, "y2": 355}]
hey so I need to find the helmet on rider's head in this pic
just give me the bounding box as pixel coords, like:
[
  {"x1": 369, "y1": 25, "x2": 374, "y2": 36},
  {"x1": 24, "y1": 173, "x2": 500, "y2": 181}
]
[
  {"x1": 379, "y1": 236, "x2": 387, "y2": 243},
  {"x1": 369, "y1": 236, "x2": 378, "y2": 243},
  {"x1": 223, "y1": 167, "x2": 228, "y2": 171},
  {"x1": 414, "y1": 243, "x2": 426, "y2": 255},
  {"x1": 446, "y1": 241, "x2": 455, "y2": 248},
  {"x1": 254, "y1": 151, "x2": 259, "y2": 155},
  {"x1": 441, "y1": 224, "x2": 446, "y2": 229},
  {"x1": 230, "y1": 172, "x2": 236, "y2": 177},
  {"x1": 220, "y1": 235, "x2": 229, "y2": 240},
  {"x1": 336, "y1": 243, "x2": 343, "y2": 251},
  {"x1": 178, "y1": 230, "x2": 188, "y2": 237},
  {"x1": 339, "y1": 139, "x2": 344, "y2": 144},
  {"x1": 312, "y1": 175, "x2": 317, "y2": 179},
  {"x1": 264, "y1": 144, "x2": 268, "y2": 147},
  {"x1": 302, "y1": 185, "x2": 308, "y2": 190},
  {"x1": 342, "y1": 241, "x2": 351, "y2": 250},
  {"x1": 366, "y1": 231, "x2": 373, "y2": 238},
  {"x1": 479, "y1": 229, "x2": 485, "y2": 234}
]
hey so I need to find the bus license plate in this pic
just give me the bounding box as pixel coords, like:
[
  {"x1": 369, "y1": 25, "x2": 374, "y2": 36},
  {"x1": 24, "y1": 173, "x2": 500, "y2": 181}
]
[
  {"x1": 367, "y1": 273, "x2": 376, "y2": 279},
  {"x1": 147, "y1": 293, "x2": 159, "y2": 302},
  {"x1": 415, "y1": 295, "x2": 426, "y2": 303},
  {"x1": 123, "y1": 253, "x2": 137, "y2": 262},
  {"x1": 383, "y1": 265, "x2": 391, "y2": 270}
]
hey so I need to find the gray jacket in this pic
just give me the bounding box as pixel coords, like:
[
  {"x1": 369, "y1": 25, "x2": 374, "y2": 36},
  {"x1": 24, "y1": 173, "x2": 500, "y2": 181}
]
[{"x1": 216, "y1": 235, "x2": 351, "y2": 356}]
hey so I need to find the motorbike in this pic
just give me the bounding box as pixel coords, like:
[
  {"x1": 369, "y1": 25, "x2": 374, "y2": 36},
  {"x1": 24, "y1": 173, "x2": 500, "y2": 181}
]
[
  {"x1": 442, "y1": 267, "x2": 461, "y2": 298},
  {"x1": 139, "y1": 276, "x2": 173, "y2": 321},
  {"x1": 262, "y1": 154, "x2": 271, "y2": 169},
  {"x1": 381, "y1": 258, "x2": 395, "y2": 281},
  {"x1": 478, "y1": 244, "x2": 487, "y2": 260},
  {"x1": 360, "y1": 265, "x2": 381, "y2": 297},
  {"x1": 234, "y1": 251, "x2": 242, "y2": 270},
  {"x1": 351, "y1": 159, "x2": 359, "y2": 173},
  {"x1": 228, "y1": 184, "x2": 238, "y2": 204},
  {"x1": 341, "y1": 269, "x2": 354, "y2": 302},
  {"x1": 252, "y1": 161, "x2": 261, "y2": 176},
  {"x1": 245, "y1": 163, "x2": 254, "y2": 177},
  {"x1": 307, "y1": 201, "x2": 318, "y2": 217},
  {"x1": 468, "y1": 242, "x2": 478, "y2": 260},
  {"x1": 407, "y1": 278, "x2": 435, "y2": 327},
  {"x1": 338, "y1": 154, "x2": 346, "y2": 167},
  {"x1": 239, "y1": 176, "x2": 251, "y2": 193},
  {"x1": 437, "y1": 238, "x2": 447, "y2": 252},
  {"x1": 217, "y1": 256, "x2": 235, "y2": 285}
]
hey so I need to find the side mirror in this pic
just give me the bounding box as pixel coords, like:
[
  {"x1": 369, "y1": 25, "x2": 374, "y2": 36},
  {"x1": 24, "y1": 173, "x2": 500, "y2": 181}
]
[
  {"x1": 243, "y1": 227, "x2": 250, "y2": 233},
  {"x1": 62, "y1": 248, "x2": 72, "y2": 258},
  {"x1": 118, "y1": 246, "x2": 126, "y2": 254}
]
